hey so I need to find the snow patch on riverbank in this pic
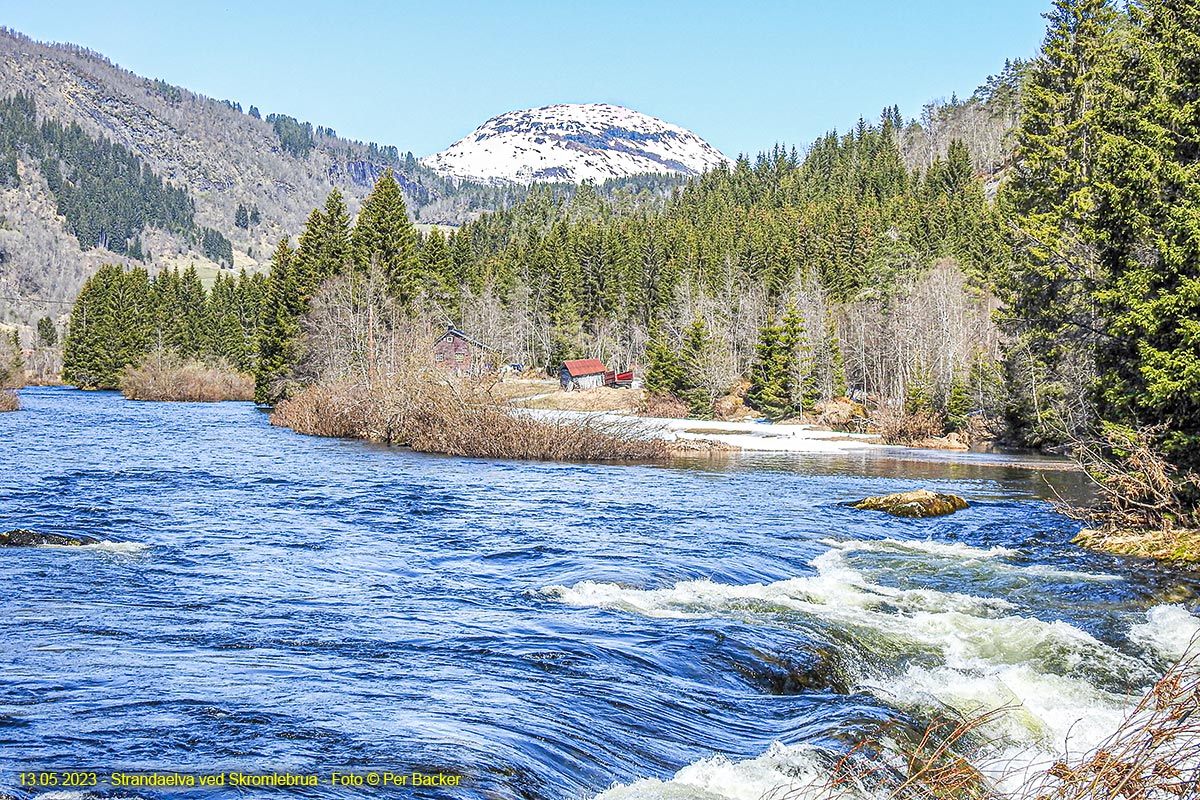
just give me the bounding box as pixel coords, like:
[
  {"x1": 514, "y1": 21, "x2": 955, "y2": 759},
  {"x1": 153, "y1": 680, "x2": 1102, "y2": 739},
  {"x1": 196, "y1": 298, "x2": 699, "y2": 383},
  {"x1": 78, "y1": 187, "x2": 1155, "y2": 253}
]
[{"x1": 515, "y1": 407, "x2": 886, "y2": 454}]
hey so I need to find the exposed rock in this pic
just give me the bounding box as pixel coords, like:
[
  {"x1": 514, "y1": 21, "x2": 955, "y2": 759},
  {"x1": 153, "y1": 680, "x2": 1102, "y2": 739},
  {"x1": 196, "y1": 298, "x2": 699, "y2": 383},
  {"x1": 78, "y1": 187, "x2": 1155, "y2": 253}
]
[
  {"x1": 912, "y1": 432, "x2": 971, "y2": 451},
  {"x1": 1073, "y1": 526, "x2": 1200, "y2": 563},
  {"x1": 852, "y1": 489, "x2": 969, "y2": 518},
  {"x1": 0, "y1": 529, "x2": 99, "y2": 547}
]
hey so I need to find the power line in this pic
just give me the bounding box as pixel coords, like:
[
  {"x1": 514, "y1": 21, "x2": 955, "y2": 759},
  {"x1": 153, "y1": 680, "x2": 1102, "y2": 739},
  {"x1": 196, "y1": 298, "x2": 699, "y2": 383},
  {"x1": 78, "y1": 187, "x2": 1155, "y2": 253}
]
[{"x1": 0, "y1": 295, "x2": 74, "y2": 306}]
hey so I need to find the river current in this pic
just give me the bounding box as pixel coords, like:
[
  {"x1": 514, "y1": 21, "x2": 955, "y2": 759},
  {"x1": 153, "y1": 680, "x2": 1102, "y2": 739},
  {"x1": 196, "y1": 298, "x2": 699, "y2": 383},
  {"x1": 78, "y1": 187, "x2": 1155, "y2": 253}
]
[{"x1": 1, "y1": 387, "x2": 1198, "y2": 799}]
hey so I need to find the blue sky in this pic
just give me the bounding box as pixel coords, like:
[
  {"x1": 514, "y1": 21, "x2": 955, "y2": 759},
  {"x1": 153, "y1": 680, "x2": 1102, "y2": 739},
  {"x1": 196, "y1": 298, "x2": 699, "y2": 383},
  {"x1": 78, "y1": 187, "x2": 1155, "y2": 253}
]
[{"x1": 1, "y1": 1, "x2": 1051, "y2": 158}]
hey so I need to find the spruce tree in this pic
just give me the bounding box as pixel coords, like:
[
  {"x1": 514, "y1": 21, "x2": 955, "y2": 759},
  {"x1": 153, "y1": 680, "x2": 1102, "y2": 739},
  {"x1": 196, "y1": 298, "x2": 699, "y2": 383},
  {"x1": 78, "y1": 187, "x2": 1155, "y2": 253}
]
[
  {"x1": 353, "y1": 169, "x2": 419, "y2": 304},
  {"x1": 255, "y1": 238, "x2": 302, "y2": 404},
  {"x1": 643, "y1": 325, "x2": 683, "y2": 397},
  {"x1": 678, "y1": 316, "x2": 715, "y2": 418}
]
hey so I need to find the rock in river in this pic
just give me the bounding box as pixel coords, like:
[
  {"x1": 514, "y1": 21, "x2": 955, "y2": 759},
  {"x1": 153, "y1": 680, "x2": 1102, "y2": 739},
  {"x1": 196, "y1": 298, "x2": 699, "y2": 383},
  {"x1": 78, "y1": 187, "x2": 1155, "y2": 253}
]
[
  {"x1": 0, "y1": 529, "x2": 99, "y2": 547},
  {"x1": 852, "y1": 489, "x2": 968, "y2": 518}
]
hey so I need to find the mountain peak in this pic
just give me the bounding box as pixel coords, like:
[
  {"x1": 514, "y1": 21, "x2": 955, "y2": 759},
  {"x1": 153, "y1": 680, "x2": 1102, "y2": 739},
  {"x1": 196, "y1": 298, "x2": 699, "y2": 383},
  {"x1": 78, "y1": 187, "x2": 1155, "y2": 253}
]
[{"x1": 422, "y1": 103, "x2": 730, "y2": 185}]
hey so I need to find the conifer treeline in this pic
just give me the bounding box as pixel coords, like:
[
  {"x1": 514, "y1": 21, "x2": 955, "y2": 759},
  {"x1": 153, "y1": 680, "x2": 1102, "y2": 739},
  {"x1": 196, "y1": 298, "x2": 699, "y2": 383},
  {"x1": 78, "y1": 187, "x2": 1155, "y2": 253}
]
[
  {"x1": 1002, "y1": 0, "x2": 1200, "y2": 495},
  {"x1": 0, "y1": 92, "x2": 233, "y2": 263},
  {"x1": 62, "y1": 265, "x2": 264, "y2": 389}
]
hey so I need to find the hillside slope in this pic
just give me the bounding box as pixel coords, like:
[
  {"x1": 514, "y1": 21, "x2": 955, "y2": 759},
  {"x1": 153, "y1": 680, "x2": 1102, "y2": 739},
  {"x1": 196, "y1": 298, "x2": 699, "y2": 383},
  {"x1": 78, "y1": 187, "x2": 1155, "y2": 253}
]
[{"x1": 0, "y1": 28, "x2": 471, "y2": 330}]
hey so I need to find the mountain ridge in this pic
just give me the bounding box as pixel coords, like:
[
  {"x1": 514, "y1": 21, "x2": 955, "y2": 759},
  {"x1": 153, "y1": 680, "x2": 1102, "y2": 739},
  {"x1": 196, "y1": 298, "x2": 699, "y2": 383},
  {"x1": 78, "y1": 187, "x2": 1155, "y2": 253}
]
[{"x1": 422, "y1": 103, "x2": 730, "y2": 185}]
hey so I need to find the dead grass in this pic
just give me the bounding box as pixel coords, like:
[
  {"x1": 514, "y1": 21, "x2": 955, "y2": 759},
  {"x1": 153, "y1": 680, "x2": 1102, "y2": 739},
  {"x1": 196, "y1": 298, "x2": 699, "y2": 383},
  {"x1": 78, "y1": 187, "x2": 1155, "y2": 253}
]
[
  {"x1": 1072, "y1": 527, "x2": 1200, "y2": 564},
  {"x1": 272, "y1": 376, "x2": 670, "y2": 462},
  {"x1": 119, "y1": 350, "x2": 254, "y2": 402},
  {"x1": 1025, "y1": 648, "x2": 1200, "y2": 800},
  {"x1": 0, "y1": 389, "x2": 19, "y2": 412},
  {"x1": 520, "y1": 386, "x2": 643, "y2": 413},
  {"x1": 772, "y1": 649, "x2": 1200, "y2": 800}
]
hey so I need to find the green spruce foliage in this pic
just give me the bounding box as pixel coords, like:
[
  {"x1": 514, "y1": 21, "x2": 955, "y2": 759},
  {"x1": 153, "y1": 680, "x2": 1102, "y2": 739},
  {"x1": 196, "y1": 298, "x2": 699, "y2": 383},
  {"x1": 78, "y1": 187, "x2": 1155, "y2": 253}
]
[
  {"x1": 63, "y1": 263, "x2": 264, "y2": 390},
  {"x1": 1005, "y1": 0, "x2": 1200, "y2": 509}
]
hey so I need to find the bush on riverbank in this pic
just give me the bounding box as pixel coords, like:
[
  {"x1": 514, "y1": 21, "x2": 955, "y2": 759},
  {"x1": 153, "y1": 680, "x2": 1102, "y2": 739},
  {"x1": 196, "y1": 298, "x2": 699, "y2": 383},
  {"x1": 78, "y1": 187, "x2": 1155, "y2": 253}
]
[
  {"x1": 119, "y1": 350, "x2": 254, "y2": 402},
  {"x1": 1065, "y1": 424, "x2": 1200, "y2": 562},
  {"x1": 0, "y1": 389, "x2": 18, "y2": 412},
  {"x1": 272, "y1": 376, "x2": 669, "y2": 461}
]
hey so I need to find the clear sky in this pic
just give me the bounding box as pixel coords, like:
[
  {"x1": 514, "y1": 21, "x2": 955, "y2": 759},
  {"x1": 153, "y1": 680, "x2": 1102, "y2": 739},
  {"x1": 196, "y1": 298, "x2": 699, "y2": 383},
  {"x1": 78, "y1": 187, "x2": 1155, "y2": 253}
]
[{"x1": 1, "y1": 1, "x2": 1052, "y2": 158}]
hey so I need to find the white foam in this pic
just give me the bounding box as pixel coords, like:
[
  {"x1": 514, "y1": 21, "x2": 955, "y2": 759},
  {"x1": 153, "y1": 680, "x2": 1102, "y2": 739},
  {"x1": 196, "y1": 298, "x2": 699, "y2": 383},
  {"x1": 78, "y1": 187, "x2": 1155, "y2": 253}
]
[
  {"x1": 595, "y1": 742, "x2": 827, "y2": 800},
  {"x1": 832, "y1": 538, "x2": 1019, "y2": 560},
  {"x1": 46, "y1": 540, "x2": 149, "y2": 554},
  {"x1": 1130, "y1": 604, "x2": 1200, "y2": 660},
  {"x1": 556, "y1": 539, "x2": 1158, "y2": 800}
]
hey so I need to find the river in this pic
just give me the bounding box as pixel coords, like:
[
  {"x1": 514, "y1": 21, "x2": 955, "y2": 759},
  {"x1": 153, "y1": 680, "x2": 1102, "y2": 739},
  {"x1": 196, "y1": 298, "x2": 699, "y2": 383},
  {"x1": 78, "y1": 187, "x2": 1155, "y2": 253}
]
[{"x1": 1, "y1": 387, "x2": 1198, "y2": 799}]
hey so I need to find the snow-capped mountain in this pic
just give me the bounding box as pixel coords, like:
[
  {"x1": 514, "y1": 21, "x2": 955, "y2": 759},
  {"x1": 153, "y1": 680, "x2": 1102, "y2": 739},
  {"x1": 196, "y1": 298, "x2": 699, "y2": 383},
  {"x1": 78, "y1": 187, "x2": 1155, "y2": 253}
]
[{"x1": 422, "y1": 103, "x2": 730, "y2": 185}]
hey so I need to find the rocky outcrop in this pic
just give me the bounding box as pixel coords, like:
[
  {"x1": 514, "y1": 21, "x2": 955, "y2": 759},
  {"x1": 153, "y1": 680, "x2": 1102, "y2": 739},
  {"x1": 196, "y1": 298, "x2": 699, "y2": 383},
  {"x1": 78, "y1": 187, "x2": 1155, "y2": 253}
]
[
  {"x1": 0, "y1": 529, "x2": 99, "y2": 546},
  {"x1": 852, "y1": 489, "x2": 969, "y2": 518}
]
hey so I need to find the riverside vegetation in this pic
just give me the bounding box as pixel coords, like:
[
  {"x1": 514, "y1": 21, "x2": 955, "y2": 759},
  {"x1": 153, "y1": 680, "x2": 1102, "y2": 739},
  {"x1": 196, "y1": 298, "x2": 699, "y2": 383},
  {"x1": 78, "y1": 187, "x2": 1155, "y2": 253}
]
[{"x1": 48, "y1": 0, "x2": 1200, "y2": 549}]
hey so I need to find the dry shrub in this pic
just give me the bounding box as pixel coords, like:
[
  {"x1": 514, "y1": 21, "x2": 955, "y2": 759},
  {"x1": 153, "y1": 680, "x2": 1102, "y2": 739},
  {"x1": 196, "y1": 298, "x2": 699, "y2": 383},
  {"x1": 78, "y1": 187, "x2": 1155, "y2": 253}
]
[
  {"x1": 871, "y1": 405, "x2": 946, "y2": 445},
  {"x1": 801, "y1": 709, "x2": 1008, "y2": 800},
  {"x1": 273, "y1": 376, "x2": 669, "y2": 462},
  {"x1": 119, "y1": 350, "x2": 254, "y2": 402},
  {"x1": 270, "y1": 381, "x2": 375, "y2": 438},
  {"x1": 0, "y1": 389, "x2": 19, "y2": 412},
  {"x1": 813, "y1": 398, "x2": 869, "y2": 430},
  {"x1": 1025, "y1": 649, "x2": 1200, "y2": 800},
  {"x1": 776, "y1": 650, "x2": 1200, "y2": 800},
  {"x1": 640, "y1": 392, "x2": 692, "y2": 419},
  {"x1": 1072, "y1": 424, "x2": 1200, "y2": 533}
]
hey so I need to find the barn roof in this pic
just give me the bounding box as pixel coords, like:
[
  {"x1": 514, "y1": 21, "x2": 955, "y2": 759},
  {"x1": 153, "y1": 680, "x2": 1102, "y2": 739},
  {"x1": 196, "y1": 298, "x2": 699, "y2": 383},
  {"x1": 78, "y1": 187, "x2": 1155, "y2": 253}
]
[
  {"x1": 436, "y1": 326, "x2": 497, "y2": 351},
  {"x1": 563, "y1": 358, "x2": 607, "y2": 377}
]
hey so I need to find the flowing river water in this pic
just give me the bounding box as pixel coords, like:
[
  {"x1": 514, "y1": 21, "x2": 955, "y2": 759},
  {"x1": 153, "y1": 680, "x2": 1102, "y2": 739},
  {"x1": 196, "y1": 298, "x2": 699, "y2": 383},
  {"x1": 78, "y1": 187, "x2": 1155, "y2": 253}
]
[{"x1": 1, "y1": 387, "x2": 1198, "y2": 800}]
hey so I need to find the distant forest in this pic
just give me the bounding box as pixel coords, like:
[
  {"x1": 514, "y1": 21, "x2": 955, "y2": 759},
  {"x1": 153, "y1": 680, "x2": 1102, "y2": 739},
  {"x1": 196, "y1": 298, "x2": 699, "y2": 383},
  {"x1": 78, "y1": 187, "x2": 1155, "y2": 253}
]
[
  {"x1": 63, "y1": 0, "x2": 1200, "y2": 528},
  {"x1": 0, "y1": 92, "x2": 233, "y2": 265}
]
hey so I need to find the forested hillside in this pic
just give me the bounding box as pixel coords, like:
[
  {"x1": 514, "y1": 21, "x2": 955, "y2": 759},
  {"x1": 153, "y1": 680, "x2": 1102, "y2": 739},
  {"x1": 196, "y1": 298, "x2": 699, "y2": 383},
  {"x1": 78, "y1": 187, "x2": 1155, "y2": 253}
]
[{"x1": 0, "y1": 27, "x2": 690, "y2": 336}]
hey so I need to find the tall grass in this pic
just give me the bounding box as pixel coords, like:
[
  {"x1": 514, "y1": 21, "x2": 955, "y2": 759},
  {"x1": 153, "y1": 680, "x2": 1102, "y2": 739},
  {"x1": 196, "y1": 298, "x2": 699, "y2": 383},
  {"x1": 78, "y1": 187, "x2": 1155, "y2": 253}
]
[
  {"x1": 0, "y1": 389, "x2": 19, "y2": 412},
  {"x1": 119, "y1": 349, "x2": 254, "y2": 402}
]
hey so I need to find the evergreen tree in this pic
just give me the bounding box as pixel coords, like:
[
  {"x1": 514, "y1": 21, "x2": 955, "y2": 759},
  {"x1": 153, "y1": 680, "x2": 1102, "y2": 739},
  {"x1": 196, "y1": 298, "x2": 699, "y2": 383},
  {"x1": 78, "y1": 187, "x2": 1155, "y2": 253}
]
[
  {"x1": 36, "y1": 316, "x2": 57, "y2": 348},
  {"x1": 643, "y1": 325, "x2": 682, "y2": 397},
  {"x1": 255, "y1": 238, "x2": 302, "y2": 404},
  {"x1": 1000, "y1": 0, "x2": 1122, "y2": 444},
  {"x1": 678, "y1": 316, "x2": 715, "y2": 418},
  {"x1": 353, "y1": 169, "x2": 419, "y2": 303}
]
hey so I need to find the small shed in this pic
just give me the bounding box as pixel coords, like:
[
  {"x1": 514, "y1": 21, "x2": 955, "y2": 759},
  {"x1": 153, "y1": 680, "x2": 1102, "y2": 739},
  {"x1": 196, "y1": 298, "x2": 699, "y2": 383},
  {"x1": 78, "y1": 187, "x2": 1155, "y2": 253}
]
[
  {"x1": 560, "y1": 358, "x2": 608, "y2": 390},
  {"x1": 433, "y1": 325, "x2": 498, "y2": 377}
]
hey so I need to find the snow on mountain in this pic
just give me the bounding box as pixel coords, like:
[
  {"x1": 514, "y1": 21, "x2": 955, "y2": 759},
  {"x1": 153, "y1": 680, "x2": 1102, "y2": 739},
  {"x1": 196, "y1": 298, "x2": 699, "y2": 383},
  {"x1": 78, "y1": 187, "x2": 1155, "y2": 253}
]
[{"x1": 421, "y1": 103, "x2": 730, "y2": 185}]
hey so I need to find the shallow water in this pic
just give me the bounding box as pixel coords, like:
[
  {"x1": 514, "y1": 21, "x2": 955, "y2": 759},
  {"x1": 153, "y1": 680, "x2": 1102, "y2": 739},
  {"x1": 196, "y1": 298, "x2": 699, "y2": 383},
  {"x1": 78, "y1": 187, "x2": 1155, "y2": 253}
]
[{"x1": 1, "y1": 387, "x2": 1198, "y2": 799}]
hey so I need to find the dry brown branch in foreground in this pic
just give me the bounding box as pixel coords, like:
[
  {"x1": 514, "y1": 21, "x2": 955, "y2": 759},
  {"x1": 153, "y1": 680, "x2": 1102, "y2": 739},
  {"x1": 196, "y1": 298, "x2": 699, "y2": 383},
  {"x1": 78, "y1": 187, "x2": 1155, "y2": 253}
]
[{"x1": 1025, "y1": 649, "x2": 1200, "y2": 800}]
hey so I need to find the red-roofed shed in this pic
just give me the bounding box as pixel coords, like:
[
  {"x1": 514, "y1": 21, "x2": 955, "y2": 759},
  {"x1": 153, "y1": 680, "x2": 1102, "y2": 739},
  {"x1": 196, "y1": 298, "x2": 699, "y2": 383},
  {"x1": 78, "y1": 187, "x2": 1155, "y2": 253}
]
[{"x1": 560, "y1": 358, "x2": 608, "y2": 390}]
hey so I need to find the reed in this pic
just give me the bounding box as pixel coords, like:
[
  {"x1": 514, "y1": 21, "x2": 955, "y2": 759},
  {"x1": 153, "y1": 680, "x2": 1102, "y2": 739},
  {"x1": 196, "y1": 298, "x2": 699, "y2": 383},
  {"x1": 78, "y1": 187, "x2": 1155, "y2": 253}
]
[{"x1": 0, "y1": 389, "x2": 19, "y2": 412}]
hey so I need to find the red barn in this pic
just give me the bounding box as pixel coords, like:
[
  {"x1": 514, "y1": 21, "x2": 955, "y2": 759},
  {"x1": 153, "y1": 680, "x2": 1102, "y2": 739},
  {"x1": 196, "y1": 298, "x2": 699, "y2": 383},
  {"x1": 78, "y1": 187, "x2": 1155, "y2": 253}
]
[{"x1": 433, "y1": 326, "x2": 497, "y2": 376}]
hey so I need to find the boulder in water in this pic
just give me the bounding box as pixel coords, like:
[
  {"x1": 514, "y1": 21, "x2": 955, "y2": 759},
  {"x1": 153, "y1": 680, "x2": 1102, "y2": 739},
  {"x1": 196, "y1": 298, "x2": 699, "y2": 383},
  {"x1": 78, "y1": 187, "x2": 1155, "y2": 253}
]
[
  {"x1": 852, "y1": 489, "x2": 968, "y2": 518},
  {"x1": 0, "y1": 529, "x2": 99, "y2": 547}
]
